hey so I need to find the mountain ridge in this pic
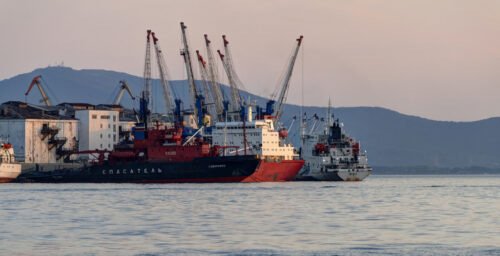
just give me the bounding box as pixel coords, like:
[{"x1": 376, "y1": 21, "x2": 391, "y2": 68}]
[{"x1": 1, "y1": 66, "x2": 499, "y2": 169}]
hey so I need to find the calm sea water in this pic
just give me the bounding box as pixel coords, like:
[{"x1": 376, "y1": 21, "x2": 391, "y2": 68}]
[{"x1": 1, "y1": 175, "x2": 499, "y2": 255}]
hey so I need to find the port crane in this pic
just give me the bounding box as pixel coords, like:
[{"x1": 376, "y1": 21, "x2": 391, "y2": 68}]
[
  {"x1": 203, "y1": 34, "x2": 227, "y2": 121},
  {"x1": 180, "y1": 22, "x2": 206, "y2": 126},
  {"x1": 217, "y1": 35, "x2": 245, "y2": 121},
  {"x1": 151, "y1": 32, "x2": 177, "y2": 120},
  {"x1": 140, "y1": 30, "x2": 153, "y2": 124},
  {"x1": 25, "y1": 75, "x2": 52, "y2": 106},
  {"x1": 257, "y1": 36, "x2": 303, "y2": 124},
  {"x1": 196, "y1": 50, "x2": 217, "y2": 125},
  {"x1": 113, "y1": 80, "x2": 135, "y2": 105},
  {"x1": 273, "y1": 35, "x2": 303, "y2": 123}
]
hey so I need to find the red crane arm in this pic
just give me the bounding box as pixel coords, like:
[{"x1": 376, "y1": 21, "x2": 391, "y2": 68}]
[{"x1": 25, "y1": 75, "x2": 42, "y2": 96}]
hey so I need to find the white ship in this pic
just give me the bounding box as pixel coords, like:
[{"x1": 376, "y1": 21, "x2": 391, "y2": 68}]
[
  {"x1": 296, "y1": 103, "x2": 372, "y2": 181},
  {"x1": 210, "y1": 113, "x2": 305, "y2": 182},
  {"x1": 0, "y1": 142, "x2": 22, "y2": 183}
]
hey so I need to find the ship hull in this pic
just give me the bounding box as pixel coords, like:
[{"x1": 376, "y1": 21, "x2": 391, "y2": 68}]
[
  {"x1": 295, "y1": 168, "x2": 372, "y2": 181},
  {"x1": 0, "y1": 163, "x2": 22, "y2": 183},
  {"x1": 15, "y1": 155, "x2": 260, "y2": 183},
  {"x1": 242, "y1": 159, "x2": 305, "y2": 182}
]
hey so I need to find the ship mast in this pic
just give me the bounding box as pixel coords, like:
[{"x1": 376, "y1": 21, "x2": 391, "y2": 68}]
[{"x1": 325, "y1": 97, "x2": 332, "y2": 135}]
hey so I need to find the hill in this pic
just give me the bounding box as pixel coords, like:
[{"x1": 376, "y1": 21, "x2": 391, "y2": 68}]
[{"x1": 1, "y1": 66, "x2": 499, "y2": 169}]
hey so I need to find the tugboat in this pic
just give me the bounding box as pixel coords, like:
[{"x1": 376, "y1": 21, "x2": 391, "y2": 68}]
[
  {"x1": 296, "y1": 102, "x2": 372, "y2": 181},
  {"x1": 0, "y1": 141, "x2": 22, "y2": 183}
]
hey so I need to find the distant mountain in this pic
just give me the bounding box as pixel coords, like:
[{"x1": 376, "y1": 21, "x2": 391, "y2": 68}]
[{"x1": 1, "y1": 66, "x2": 499, "y2": 169}]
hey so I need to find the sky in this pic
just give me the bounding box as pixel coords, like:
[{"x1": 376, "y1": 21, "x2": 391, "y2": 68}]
[{"x1": 1, "y1": 0, "x2": 499, "y2": 121}]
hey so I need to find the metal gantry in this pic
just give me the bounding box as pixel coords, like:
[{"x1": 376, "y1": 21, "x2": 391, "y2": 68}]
[
  {"x1": 151, "y1": 32, "x2": 176, "y2": 119},
  {"x1": 218, "y1": 35, "x2": 244, "y2": 121},
  {"x1": 204, "y1": 34, "x2": 226, "y2": 121},
  {"x1": 272, "y1": 35, "x2": 303, "y2": 123},
  {"x1": 180, "y1": 22, "x2": 200, "y2": 123}
]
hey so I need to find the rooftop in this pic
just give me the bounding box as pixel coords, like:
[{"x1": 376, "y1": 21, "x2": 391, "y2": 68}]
[{"x1": 0, "y1": 101, "x2": 75, "y2": 120}]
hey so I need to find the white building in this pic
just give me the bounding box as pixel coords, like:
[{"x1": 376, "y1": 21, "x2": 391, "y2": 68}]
[
  {"x1": 0, "y1": 102, "x2": 78, "y2": 163},
  {"x1": 75, "y1": 110, "x2": 119, "y2": 157}
]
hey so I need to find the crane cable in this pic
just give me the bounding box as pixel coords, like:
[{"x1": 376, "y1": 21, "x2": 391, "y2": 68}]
[{"x1": 40, "y1": 76, "x2": 60, "y2": 104}]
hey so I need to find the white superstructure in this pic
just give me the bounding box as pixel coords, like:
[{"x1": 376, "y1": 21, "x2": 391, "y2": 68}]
[
  {"x1": 211, "y1": 117, "x2": 298, "y2": 161},
  {"x1": 0, "y1": 142, "x2": 22, "y2": 182},
  {"x1": 297, "y1": 107, "x2": 372, "y2": 181}
]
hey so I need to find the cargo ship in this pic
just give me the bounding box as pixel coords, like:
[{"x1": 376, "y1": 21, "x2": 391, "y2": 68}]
[
  {"x1": 296, "y1": 103, "x2": 372, "y2": 181},
  {"x1": 16, "y1": 26, "x2": 305, "y2": 183},
  {"x1": 16, "y1": 122, "x2": 261, "y2": 183},
  {"x1": 210, "y1": 116, "x2": 305, "y2": 182},
  {"x1": 0, "y1": 142, "x2": 22, "y2": 183}
]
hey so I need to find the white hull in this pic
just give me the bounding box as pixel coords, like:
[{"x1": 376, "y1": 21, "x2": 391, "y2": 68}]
[
  {"x1": 297, "y1": 166, "x2": 372, "y2": 181},
  {"x1": 335, "y1": 168, "x2": 372, "y2": 181},
  {"x1": 0, "y1": 163, "x2": 22, "y2": 182}
]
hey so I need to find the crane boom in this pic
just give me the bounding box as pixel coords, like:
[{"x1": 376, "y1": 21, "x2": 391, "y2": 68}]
[
  {"x1": 218, "y1": 35, "x2": 244, "y2": 120},
  {"x1": 141, "y1": 30, "x2": 153, "y2": 122},
  {"x1": 114, "y1": 80, "x2": 135, "y2": 105},
  {"x1": 151, "y1": 32, "x2": 176, "y2": 119},
  {"x1": 204, "y1": 34, "x2": 225, "y2": 121},
  {"x1": 25, "y1": 75, "x2": 51, "y2": 106},
  {"x1": 180, "y1": 22, "x2": 199, "y2": 122},
  {"x1": 218, "y1": 50, "x2": 239, "y2": 121},
  {"x1": 273, "y1": 35, "x2": 303, "y2": 122},
  {"x1": 196, "y1": 50, "x2": 217, "y2": 125}
]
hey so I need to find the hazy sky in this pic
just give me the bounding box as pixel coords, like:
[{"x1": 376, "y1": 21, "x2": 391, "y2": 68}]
[{"x1": 1, "y1": 0, "x2": 499, "y2": 121}]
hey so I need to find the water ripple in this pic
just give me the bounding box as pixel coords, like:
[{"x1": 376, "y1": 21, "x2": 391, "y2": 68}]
[{"x1": 0, "y1": 176, "x2": 499, "y2": 255}]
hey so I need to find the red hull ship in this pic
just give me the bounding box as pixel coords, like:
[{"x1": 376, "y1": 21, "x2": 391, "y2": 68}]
[
  {"x1": 16, "y1": 123, "x2": 262, "y2": 183},
  {"x1": 242, "y1": 160, "x2": 305, "y2": 182},
  {"x1": 211, "y1": 117, "x2": 305, "y2": 182}
]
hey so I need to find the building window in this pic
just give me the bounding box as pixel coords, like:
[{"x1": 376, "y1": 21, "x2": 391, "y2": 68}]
[
  {"x1": 113, "y1": 124, "x2": 116, "y2": 132},
  {"x1": 113, "y1": 115, "x2": 116, "y2": 122},
  {"x1": 100, "y1": 134, "x2": 103, "y2": 138},
  {"x1": 100, "y1": 124, "x2": 103, "y2": 128},
  {"x1": 100, "y1": 144, "x2": 103, "y2": 149},
  {"x1": 113, "y1": 134, "x2": 116, "y2": 142},
  {"x1": 108, "y1": 124, "x2": 110, "y2": 129},
  {"x1": 92, "y1": 115, "x2": 97, "y2": 119},
  {"x1": 108, "y1": 134, "x2": 110, "y2": 138},
  {"x1": 108, "y1": 144, "x2": 111, "y2": 148},
  {"x1": 101, "y1": 115, "x2": 110, "y2": 119}
]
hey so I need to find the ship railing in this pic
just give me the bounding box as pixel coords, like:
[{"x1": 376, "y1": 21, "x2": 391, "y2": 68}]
[{"x1": 213, "y1": 145, "x2": 240, "y2": 156}]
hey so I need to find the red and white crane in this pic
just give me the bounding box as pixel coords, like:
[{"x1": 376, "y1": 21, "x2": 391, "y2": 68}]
[{"x1": 25, "y1": 75, "x2": 51, "y2": 106}]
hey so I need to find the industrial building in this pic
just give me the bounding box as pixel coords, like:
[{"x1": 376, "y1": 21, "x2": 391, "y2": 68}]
[
  {"x1": 0, "y1": 101, "x2": 137, "y2": 163},
  {"x1": 0, "y1": 101, "x2": 78, "y2": 163},
  {"x1": 75, "y1": 109, "x2": 118, "y2": 160}
]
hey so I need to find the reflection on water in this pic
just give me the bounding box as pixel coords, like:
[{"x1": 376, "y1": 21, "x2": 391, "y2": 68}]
[{"x1": 1, "y1": 175, "x2": 499, "y2": 255}]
